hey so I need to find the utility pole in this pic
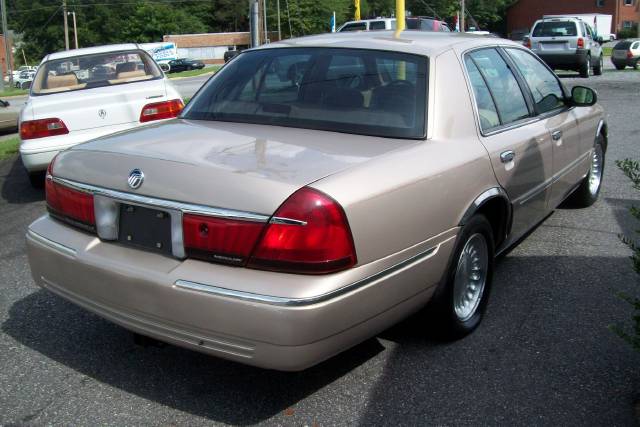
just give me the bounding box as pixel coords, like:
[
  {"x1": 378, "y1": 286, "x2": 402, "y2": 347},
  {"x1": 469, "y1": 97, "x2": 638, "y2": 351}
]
[
  {"x1": 0, "y1": 0, "x2": 11, "y2": 88},
  {"x1": 69, "y1": 11, "x2": 78, "y2": 49},
  {"x1": 263, "y1": 0, "x2": 268, "y2": 43},
  {"x1": 276, "y1": 0, "x2": 281, "y2": 41},
  {"x1": 250, "y1": 1, "x2": 260, "y2": 47},
  {"x1": 460, "y1": 0, "x2": 465, "y2": 33},
  {"x1": 63, "y1": 0, "x2": 69, "y2": 50}
]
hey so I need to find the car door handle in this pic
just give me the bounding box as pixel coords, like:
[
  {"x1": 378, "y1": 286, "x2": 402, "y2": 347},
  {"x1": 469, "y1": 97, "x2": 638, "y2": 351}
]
[
  {"x1": 500, "y1": 150, "x2": 515, "y2": 163},
  {"x1": 552, "y1": 130, "x2": 563, "y2": 141}
]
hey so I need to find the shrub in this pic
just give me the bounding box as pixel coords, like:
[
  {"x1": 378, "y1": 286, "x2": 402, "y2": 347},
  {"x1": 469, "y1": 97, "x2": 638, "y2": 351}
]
[{"x1": 612, "y1": 159, "x2": 640, "y2": 351}]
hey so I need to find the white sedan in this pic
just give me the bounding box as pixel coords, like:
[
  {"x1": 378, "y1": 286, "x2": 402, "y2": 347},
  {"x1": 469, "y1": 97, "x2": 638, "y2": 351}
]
[{"x1": 19, "y1": 44, "x2": 183, "y2": 187}]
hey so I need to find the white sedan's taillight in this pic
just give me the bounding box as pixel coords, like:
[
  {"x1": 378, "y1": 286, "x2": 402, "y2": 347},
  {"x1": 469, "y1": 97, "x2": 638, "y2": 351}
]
[
  {"x1": 140, "y1": 99, "x2": 184, "y2": 123},
  {"x1": 20, "y1": 118, "x2": 69, "y2": 140}
]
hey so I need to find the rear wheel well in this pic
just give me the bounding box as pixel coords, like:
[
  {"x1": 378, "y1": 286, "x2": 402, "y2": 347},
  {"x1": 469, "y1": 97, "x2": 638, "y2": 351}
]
[{"x1": 475, "y1": 197, "x2": 509, "y2": 249}]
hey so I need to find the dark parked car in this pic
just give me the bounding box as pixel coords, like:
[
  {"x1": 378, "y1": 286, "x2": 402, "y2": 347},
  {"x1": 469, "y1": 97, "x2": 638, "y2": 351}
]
[
  {"x1": 224, "y1": 50, "x2": 240, "y2": 63},
  {"x1": 167, "y1": 58, "x2": 205, "y2": 73},
  {"x1": 611, "y1": 39, "x2": 640, "y2": 70}
]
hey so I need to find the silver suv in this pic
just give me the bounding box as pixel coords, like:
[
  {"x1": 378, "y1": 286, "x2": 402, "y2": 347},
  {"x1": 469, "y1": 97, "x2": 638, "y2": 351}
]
[{"x1": 527, "y1": 17, "x2": 604, "y2": 78}]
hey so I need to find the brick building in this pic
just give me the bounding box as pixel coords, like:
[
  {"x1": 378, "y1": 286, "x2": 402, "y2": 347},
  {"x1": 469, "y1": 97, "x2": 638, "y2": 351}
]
[
  {"x1": 506, "y1": 0, "x2": 640, "y2": 38},
  {"x1": 163, "y1": 32, "x2": 251, "y2": 64}
]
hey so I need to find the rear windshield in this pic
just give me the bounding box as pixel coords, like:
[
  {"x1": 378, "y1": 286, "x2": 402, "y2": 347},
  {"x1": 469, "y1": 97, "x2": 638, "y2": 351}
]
[
  {"x1": 182, "y1": 47, "x2": 428, "y2": 139},
  {"x1": 31, "y1": 49, "x2": 162, "y2": 95},
  {"x1": 614, "y1": 41, "x2": 633, "y2": 49},
  {"x1": 532, "y1": 21, "x2": 577, "y2": 37}
]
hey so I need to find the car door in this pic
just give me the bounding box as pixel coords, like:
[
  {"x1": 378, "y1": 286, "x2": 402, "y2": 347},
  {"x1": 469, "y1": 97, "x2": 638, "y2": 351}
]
[
  {"x1": 464, "y1": 48, "x2": 554, "y2": 241},
  {"x1": 584, "y1": 23, "x2": 602, "y2": 59},
  {"x1": 505, "y1": 47, "x2": 582, "y2": 208}
]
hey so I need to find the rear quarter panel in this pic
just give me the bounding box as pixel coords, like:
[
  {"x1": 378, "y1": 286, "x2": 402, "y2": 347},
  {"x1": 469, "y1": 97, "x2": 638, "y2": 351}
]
[{"x1": 312, "y1": 49, "x2": 498, "y2": 266}]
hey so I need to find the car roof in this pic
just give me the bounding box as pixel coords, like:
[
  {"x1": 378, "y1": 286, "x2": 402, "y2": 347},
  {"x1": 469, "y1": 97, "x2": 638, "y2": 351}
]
[
  {"x1": 257, "y1": 31, "x2": 520, "y2": 57},
  {"x1": 43, "y1": 43, "x2": 142, "y2": 62}
]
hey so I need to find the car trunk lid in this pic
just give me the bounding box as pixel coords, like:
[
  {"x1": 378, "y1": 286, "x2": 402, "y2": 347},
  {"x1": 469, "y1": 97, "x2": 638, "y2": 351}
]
[
  {"x1": 54, "y1": 119, "x2": 416, "y2": 215},
  {"x1": 31, "y1": 78, "x2": 167, "y2": 132}
]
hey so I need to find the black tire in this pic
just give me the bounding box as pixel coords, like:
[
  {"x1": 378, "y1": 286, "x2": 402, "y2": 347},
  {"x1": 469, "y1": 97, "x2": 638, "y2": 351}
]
[
  {"x1": 593, "y1": 55, "x2": 603, "y2": 76},
  {"x1": 614, "y1": 63, "x2": 626, "y2": 70},
  {"x1": 634, "y1": 60, "x2": 639, "y2": 70},
  {"x1": 28, "y1": 171, "x2": 45, "y2": 189},
  {"x1": 427, "y1": 214, "x2": 495, "y2": 340},
  {"x1": 566, "y1": 134, "x2": 605, "y2": 208},
  {"x1": 580, "y1": 55, "x2": 591, "y2": 78}
]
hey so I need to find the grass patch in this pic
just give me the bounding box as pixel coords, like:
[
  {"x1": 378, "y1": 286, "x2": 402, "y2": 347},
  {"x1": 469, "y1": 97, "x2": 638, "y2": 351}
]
[
  {"x1": 0, "y1": 136, "x2": 20, "y2": 160},
  {"x1": 167, "y1": 66, "x2": 221, "y2": 79},
  {"x1": 0, "y1": 87, "x2": 29, "y2": 97},
  {"x1": 603, "y1": 46, "x2": 613, "y2": 56}
]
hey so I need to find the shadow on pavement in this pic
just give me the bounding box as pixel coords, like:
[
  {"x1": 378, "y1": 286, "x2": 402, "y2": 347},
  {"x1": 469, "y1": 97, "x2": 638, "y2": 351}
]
[
  {"x1": 0, "y1": 156, "x2": 44, "y2": 204},
  {"x1": 361, "y1": 254, "x2": 640, "y2": 424},
  {"x1": 2, "y1": 289, "x2": 385, "y2": 425}
]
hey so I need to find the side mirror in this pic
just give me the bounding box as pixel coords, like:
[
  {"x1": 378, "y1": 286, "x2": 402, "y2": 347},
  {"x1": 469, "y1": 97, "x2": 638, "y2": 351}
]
[{"x1": 571, "y1": 86, "x2": 597, "y2": 107}]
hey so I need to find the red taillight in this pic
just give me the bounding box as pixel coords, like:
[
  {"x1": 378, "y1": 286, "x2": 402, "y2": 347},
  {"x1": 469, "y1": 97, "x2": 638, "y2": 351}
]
[
  {"x1": 46, "y1": 161, "x2": 95, "y2": 229},
  {"x1": 182, "y1": 214, "x2": 264, "y2": 265},
  {"x1": 627, "y1": 51, "x2": 634, "y2": 59},
  {"x1": 140, "y1": 99, "x2": 184, "y2": 123},
  {"x1": 20, "y1": 118, "x2": 69, "y2": 140},
  {"x1": 248, "y1": 187, "x2": 357, "y2": 274},
  {"x1": 577, "y1": 37, "x2": 584, "y2": 49},
  {"x1": 524, "y1": 38, "x2": 531, "y2": 49}
]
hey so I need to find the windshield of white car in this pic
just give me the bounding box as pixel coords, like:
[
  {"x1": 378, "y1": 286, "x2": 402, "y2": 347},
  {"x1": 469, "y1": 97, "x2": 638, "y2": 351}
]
[
  {"x1": 31, "y1": 50, "x2": 162, "y2": 96},
  {"x1": 182, "y1": 47, "x2": 428, "y2": 139},
  {"x1": 532, "y1": 21, "x2": 578, "y2": 37}
]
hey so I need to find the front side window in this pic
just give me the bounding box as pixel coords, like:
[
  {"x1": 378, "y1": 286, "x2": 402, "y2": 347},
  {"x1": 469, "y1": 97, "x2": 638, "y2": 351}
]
[
  {"x1": 31, "y1": 50, "x2": 161, "y2": 95},
  {"x1": 532, "y1": 21, "x2": 578, "y2": 37},
  {"x1": 506, "y1": 48, "x2": 566, "y2": 114},
  {"x1": 466, "y1": 48, "x2": 530, "y2": 127},
  {"x1": 183, "y1": 47, "x2": 428, "y2": 139}
]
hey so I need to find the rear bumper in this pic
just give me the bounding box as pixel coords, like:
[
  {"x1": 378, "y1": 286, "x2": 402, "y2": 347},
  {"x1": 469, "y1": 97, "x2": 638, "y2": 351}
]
[
  {"x1": 26, "y1": 215, "x2": 457, "y2": 371},
  {"x1": 611, "y1": 56, "x2": 639, "y2": 66},
  {"x1": 536, "y1": 49, "x2": 589, "y2": 69}
]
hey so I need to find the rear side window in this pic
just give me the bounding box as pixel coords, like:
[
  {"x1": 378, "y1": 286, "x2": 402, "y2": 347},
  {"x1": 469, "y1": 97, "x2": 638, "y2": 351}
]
[
  {"x1": 466, "y1": 49, "x2": 530, "y2": 128},
  {"x1": 369, "y1": 21, "x2": 387, "y2": 30},
  {"x1": 532, "y1": 21, "x2": 578, "y2": 37},
  {"x1": 184, "y1": 47, "x2": 428, "y2": 139},
  {"x1": 31, "y1": 50, "x2": 161, "y2": 96},
  {"x1": 632, "y1": 42, "x2": 640, "y2": 49},
  {"x1": 506, "y1": 48, "x2": 566, "y2": 114},
  {"x1": 615, "y1": 41, "x2": 633, "y2": 49},
  {"x1": 340, "y1": 22, "x2": 366, "y2": 32},
  {"x1": 464, "y1": 57, "x2": 500, "y2": 131}
]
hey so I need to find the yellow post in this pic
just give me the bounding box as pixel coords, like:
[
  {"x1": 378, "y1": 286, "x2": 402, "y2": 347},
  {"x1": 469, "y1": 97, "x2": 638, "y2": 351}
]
[
  {"x1": 395, "y1": 0, "x2": 406, "y2": 79},
  {"x1": 354, "y1": 0, "x2": 360, "y2": 20},
  {"x1": 394, "y1": 0, "x2": 405, "y2": 37}
]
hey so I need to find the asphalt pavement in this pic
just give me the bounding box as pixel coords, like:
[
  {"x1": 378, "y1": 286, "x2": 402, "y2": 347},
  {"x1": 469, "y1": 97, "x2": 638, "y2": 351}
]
[{"x1": 1, "y1": 64, "x2": 639, "y2": 426}]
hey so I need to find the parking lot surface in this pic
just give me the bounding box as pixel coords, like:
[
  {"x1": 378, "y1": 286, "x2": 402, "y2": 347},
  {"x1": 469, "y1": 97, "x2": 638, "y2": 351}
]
[{"x1": 1, "y1": 65, "x2": 639, "y2": 425}]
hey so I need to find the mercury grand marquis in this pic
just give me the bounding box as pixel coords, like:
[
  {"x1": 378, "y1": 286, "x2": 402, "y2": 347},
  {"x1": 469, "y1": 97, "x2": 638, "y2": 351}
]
[{"x1": 26, "y1": 32, "x2": 607, "y2": 370}]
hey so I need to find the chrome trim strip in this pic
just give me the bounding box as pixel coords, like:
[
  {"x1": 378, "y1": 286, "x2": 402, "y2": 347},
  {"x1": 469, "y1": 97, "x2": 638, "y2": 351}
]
[
  {"x1": 269, "y1": 217, "x2": 307, "y2": 226},
  {"x1": 52, "y1": 177, "x2": 270, "y2": 223},
  {"x1": 175, "y1": 244, "x2": 440, "y2": 307},
  {"x1": 26, "y1": 229, "x2": 77, "y2": 258},
  {"x1": 516, "y1": 150, "x2": 591, "y2": 206}
]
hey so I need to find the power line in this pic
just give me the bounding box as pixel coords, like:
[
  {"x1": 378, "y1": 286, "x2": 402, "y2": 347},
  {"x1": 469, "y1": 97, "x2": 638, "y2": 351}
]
[{"x1": 9, "y1": 0, "x2": 214, "y2": 14}]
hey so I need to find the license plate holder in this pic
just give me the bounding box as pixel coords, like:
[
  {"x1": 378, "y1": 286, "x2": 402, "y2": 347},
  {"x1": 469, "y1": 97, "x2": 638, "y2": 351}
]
[{"x1": 118, "y1": 203, "x2": 172, "y2": 255}]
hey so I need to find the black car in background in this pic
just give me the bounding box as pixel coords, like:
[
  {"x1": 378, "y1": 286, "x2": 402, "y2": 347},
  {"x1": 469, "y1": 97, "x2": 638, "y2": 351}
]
[{"x1": 167, "y1": 58, "x2": 205, "y2": 73}]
